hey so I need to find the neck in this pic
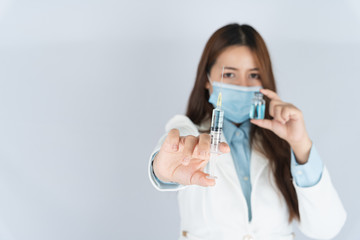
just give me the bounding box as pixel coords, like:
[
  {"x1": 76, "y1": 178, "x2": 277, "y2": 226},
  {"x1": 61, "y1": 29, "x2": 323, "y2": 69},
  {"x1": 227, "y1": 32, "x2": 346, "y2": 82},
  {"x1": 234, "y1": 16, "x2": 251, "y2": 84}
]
[
  {"x1": 233, "y1": 122, "x2": 242, "y2": 128},
  {"x1": 232, "y1": 119, "x2": 250, "y2": 128}
]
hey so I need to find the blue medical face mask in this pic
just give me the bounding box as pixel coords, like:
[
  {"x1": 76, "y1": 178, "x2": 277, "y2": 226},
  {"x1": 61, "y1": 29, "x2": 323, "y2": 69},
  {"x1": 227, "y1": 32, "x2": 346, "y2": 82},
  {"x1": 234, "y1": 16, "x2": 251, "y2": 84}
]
[{"x1": 208, "y1": 75, "x2": 262, "y2": 124}]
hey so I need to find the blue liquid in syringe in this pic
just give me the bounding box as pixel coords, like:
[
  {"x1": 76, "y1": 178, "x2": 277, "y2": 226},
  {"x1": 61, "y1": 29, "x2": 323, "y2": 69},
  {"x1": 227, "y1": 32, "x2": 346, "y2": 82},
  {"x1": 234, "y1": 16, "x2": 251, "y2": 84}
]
[{"x1": 211, "y1": 109, "x2": 224, "y2": 131}]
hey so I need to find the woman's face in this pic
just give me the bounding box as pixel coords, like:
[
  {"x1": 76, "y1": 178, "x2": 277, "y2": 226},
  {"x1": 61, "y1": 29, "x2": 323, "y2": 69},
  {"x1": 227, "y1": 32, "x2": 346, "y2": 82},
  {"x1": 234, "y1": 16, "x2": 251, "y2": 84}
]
[{"x1": 206, "y1": 45, "x2": 263, "y2": 93}]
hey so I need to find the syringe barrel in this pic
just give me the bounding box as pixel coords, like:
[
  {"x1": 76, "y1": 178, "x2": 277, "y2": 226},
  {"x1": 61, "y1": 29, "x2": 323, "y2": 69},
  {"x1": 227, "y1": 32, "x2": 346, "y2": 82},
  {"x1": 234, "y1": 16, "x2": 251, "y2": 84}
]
[
  {"x1": 211, "y1": 108, "x2": 224, "y2": 131},
  {"x1": 210, "y1": 108, "x2": 224, "y2": 153}
]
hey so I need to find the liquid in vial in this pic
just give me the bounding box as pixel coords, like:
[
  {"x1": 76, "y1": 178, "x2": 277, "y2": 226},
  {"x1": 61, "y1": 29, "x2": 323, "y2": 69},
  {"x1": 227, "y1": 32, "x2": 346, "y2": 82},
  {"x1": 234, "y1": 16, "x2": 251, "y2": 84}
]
[{"x1": 250, "y1": 92, "x2": 265, "y2": 119}]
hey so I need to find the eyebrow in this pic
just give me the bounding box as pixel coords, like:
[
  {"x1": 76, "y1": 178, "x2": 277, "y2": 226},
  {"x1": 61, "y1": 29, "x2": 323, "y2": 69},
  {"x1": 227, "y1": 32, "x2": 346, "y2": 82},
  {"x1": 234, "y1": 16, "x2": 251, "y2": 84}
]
[{"x1": 224, "y1": 66, "x2": 259, "y2": 71}]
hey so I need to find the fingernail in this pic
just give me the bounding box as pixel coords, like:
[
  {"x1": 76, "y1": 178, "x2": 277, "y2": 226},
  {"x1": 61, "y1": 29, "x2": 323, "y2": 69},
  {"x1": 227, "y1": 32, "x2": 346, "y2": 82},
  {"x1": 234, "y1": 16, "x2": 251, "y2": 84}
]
[{"x1": 183, "y1": 156, "x2": 190, "y2": 163}]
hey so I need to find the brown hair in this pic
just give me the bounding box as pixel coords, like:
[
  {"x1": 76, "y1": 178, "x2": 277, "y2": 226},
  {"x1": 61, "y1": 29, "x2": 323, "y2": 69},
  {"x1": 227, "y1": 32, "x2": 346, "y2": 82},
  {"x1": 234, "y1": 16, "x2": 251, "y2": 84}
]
[{"x1": 186, "y1": 23, "x2": 299, "y2": 222}]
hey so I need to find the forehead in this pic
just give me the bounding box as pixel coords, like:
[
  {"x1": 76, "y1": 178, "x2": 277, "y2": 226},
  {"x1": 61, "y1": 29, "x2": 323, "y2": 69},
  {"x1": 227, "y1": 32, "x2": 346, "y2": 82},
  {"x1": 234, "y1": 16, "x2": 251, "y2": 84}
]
[{"x1": 215, "y1": 45, "x2": 258, "y2": 69}]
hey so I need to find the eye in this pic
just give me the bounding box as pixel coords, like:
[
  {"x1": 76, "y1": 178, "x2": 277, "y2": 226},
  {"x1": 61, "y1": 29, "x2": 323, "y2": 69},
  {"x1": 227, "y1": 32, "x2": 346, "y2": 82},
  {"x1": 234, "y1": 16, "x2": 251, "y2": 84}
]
[
  {"x1": 223, "y1": 72, "x2": 235, "y2": 78},
  {"x1": 249, "y1": 73, "x2": 260, "y2": 80}
]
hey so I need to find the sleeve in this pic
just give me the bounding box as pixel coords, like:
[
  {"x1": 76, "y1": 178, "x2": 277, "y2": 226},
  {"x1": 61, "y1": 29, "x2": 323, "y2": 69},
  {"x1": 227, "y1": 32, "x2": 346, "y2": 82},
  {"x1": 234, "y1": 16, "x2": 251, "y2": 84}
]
[
  {"x1": 290, "y1": 144, "x2": 323, "y2": 187},
  {"x1": 148, "y1": 115, "x2": 199, "y2": 192},
  {"x1": 292, "y1": 146, "x2": 347, "y2": 239}
]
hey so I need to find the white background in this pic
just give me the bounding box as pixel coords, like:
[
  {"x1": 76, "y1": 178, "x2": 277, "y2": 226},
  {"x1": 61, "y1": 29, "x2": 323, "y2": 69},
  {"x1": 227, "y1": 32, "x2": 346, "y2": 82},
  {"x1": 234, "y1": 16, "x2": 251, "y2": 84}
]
[{"x1": 0, "y1": 0, "x2": 359, "y2": 239}]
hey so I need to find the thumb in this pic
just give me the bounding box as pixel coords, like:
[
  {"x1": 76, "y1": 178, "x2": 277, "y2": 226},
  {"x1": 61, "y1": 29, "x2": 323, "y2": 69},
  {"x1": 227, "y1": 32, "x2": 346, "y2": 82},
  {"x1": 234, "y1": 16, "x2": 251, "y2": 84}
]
[
  {"x1": 250, "y1": 119, "x2": 273, "y2": 131},
  {"x1": 190, "y1": 171, "x2": 216, "y2": 187},
  {"x1": 219, "y1": 142, "x2": 230, "y2": 154}
]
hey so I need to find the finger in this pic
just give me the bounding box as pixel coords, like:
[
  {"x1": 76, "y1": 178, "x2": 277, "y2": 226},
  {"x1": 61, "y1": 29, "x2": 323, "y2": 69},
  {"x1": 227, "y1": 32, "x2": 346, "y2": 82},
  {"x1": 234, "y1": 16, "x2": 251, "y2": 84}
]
[
  {"x1": 218, "y1": 142, "x2": 230, "y2": 154},
  {"x1": 190, "y1": 171, "x2": 216, "y2": 187},
  {"x1": 282, "y1": 104, "x2": 302, "y2": 121},
  {"x1": 162, "y1": 128, "x2": 180, "y2": 152},
  {"x1": 250, "y1": 119, "x2": 273, "y2": 131},
  {"x1": 269, "y1": 99, "x2": 282, "y2": 118},
  {"x1": 274, "y1": 105, "x2": 286, "y2": 124},
  {"x1": 260, "y1": 88, "x2": 281, "y2": 101},
  {"x1": 281, "y1": 106, "x2": 292, "y2": 123},
  {"x1": 182, "y1": 135, "x2": 198, "y2": 165},
  {"x1": 197, "y1": 133, "x2": 211, "y2": 160}
]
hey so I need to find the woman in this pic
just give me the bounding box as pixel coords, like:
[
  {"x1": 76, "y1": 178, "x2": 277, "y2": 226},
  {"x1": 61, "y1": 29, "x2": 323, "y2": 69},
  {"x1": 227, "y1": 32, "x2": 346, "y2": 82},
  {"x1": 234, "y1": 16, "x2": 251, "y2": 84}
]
[{"x1": 148, "y1": 23, "x2": 346, "y2": 240}]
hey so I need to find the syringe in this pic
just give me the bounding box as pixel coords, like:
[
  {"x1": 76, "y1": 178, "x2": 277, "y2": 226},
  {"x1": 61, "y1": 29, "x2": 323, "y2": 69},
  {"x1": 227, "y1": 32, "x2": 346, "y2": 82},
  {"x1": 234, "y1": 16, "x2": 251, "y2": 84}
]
[{"x1": 207, "y1": 67, "x2": 225, "y2": 179}]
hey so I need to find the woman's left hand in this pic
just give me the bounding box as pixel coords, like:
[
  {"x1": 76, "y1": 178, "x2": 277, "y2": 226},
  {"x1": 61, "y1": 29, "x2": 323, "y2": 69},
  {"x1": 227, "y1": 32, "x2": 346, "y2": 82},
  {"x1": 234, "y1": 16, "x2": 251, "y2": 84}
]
[{"x1": 250, "y1": 88, "x2": 312, "y2": 164}]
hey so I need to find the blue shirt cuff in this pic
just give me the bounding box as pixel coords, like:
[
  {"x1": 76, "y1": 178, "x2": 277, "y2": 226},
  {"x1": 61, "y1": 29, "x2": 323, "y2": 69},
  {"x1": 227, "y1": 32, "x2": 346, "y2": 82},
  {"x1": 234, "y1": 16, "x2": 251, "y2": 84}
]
[
  {"x1": 290, "y1": 143, "x2": 324, "y2": 188},
  {"x1": 151, "y1": 151, "x2": 179, "y2": 186}
]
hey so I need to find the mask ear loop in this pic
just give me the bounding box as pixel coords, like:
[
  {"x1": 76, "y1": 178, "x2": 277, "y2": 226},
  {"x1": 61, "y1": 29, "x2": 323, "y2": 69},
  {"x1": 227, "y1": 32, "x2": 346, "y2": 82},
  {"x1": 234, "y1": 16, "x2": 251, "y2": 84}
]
[
  {"x1": 207, "y1": 66, "x2": 225, "y2": 85},
  {"x1": 207, "y1": 73, "x2": 213, "y2": 85}
]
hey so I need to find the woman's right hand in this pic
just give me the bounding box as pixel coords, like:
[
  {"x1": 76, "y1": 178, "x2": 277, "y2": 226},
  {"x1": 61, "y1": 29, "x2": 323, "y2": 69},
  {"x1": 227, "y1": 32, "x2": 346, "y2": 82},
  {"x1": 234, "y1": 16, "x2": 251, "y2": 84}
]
[{"x1": 153, "y1": 129, "x2": 230, "y2": 187}]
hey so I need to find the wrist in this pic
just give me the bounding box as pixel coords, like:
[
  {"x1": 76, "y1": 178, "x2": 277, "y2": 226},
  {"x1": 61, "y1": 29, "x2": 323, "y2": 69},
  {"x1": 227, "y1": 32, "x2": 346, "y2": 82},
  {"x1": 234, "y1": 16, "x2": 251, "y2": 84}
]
[
  {"x1": 153, "y1": 155, "x2": 171, "y2": 183},
  {"x1": 289, "y1": 136, "x2": 312, "y2": 164}
]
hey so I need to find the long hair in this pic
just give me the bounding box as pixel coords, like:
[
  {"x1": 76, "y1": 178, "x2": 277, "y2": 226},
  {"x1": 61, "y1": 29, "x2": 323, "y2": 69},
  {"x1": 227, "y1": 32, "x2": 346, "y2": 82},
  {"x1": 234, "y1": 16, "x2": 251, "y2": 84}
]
[{"x1": 186, "y1": 23, "x2": 299, "y2": 222}]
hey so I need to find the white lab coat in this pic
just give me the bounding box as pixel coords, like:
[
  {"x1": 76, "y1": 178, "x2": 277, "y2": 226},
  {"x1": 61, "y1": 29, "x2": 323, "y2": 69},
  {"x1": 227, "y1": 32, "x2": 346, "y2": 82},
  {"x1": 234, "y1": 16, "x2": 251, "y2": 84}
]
[{"x1": 148, "y1": 115, "x2": 346, "y2": 240}]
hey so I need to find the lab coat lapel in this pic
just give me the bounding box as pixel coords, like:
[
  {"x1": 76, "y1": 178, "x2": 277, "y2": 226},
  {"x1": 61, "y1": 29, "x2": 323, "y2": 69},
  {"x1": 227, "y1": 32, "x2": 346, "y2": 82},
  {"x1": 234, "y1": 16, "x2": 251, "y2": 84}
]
[{"x1": 250, "y1": 149, "x2": 269, "y2": 186}]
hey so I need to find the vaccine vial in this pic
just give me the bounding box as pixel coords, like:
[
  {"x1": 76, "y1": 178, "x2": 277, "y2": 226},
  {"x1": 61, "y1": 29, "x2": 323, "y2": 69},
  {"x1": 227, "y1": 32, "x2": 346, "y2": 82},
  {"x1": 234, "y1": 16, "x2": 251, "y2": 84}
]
[{"x1": 250, "y1": 92, "x2": 265, "y2": 119}]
